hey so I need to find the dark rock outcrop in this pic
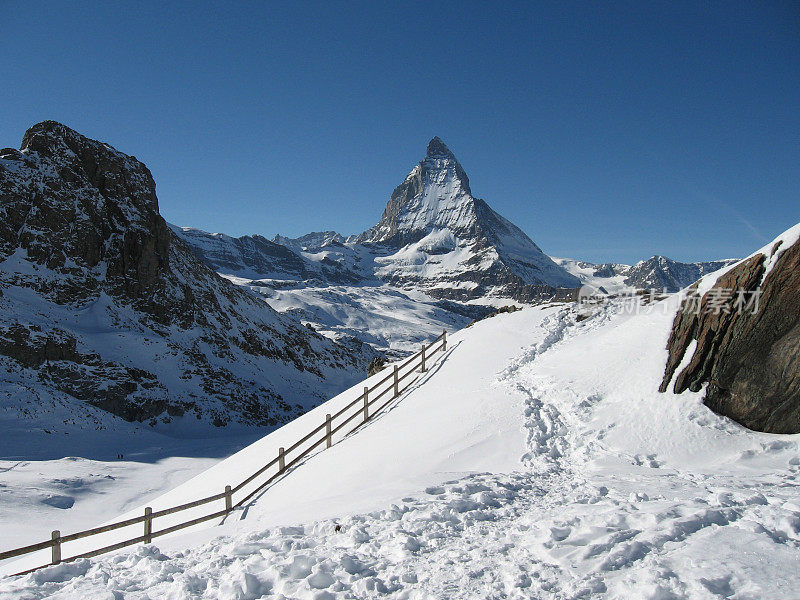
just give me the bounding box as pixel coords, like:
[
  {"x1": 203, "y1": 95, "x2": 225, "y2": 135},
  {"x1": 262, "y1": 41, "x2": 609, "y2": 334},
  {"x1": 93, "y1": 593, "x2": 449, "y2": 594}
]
[
  {"x1": 659, "y1": 232, "x2": 800, "y2": 433},
  {"x1": 367, "y1": 357, "x2": 387, "y2": 377}
]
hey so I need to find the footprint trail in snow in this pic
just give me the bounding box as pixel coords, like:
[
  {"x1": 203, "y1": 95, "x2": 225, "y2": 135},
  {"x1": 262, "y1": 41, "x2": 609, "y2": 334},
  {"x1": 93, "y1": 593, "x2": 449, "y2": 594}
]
[{"x1": 2, "y1": 302, "x2": 799, "y2": 599}]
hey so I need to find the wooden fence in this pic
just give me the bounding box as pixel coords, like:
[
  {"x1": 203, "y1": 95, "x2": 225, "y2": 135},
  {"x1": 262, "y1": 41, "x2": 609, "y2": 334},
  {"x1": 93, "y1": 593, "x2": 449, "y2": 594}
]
[{"x1": 0, "y1": 330, "x2": 448, "y2": 577}]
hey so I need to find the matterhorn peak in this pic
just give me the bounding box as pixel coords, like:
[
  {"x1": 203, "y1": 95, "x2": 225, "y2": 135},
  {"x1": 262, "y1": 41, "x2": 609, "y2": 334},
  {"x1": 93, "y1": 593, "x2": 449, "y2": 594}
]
[
  {"x1": 426, "y1": 136, "x2": 455, "y2": 159},
  {"x1": 352, "y1": 137, "x2": 580, "y2": 297}
]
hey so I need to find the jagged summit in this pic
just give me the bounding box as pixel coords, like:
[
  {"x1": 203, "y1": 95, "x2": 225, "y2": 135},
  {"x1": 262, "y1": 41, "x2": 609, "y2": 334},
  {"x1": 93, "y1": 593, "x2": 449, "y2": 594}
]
[
  {"x1": 20, "y1": 121, "x2": 129, "y2": 164},
  {"x1": 421, "y1": 136, "x2": 471, "y2": 194},
  {"x1": 352, "y1": 136, "x2": 580, "y2": 299},
  {"x1": 15, "y1": 120, "x2": 160, "y2": 220},
  {"x1": 426, "y1": 136, "x2": 455, "y2": 159},
  {"x1": 21, "y1": 120, "x2": 75, "y2": 150},
  {"x1": 355, "y1": 137, "x2": 474, "y2": 247}
]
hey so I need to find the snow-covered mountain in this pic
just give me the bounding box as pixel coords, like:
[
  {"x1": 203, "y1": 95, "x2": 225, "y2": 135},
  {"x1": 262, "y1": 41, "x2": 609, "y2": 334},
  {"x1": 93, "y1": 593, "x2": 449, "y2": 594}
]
[
  {"x1": 173, "y1": 227, "x2": 314, "y2": 282},
  {"x1": 553, "y1": 255, "x2": 739, "y2": 294},
  {"x1": 172, "y1": 227, "x2": 477, "y2": 355},
  {"x1": 171, "y1": 138, "x2": 581, "y2": 354},
  {"x1": 0, "y1": 121, "x2": 377, "y2": 445},
  {"x1": 353, "y1": 137, "x2": 580, "y2": 299},
  {"x1": 172, "y1": 137, "x2": 739, "y2": 358},
  {"x1": 176, "y1": 137, "x2": 580, "y2": 306}
]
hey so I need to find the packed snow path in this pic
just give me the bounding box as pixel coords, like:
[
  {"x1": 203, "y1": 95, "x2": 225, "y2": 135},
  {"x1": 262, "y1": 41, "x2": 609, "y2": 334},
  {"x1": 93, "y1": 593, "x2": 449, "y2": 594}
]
[{"x1": 2, "y1": 301, "x2": 799, "y2": 599}]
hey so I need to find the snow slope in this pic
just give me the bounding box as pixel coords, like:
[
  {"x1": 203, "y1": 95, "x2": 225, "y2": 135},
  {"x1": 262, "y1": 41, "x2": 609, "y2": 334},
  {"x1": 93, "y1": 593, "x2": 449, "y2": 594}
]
[
  {"x1": 3, "y1": 297, "x2": 799, "y2": 598},
  {"x1": 0, "y1": 439, "x2": 251, "y2": 553}
]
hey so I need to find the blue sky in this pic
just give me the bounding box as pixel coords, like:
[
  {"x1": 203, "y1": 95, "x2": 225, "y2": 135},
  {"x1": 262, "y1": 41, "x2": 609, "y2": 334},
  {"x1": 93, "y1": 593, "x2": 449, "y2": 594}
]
[{"x1": 1, "y1": 1, "x2": 797, "y2": 264}]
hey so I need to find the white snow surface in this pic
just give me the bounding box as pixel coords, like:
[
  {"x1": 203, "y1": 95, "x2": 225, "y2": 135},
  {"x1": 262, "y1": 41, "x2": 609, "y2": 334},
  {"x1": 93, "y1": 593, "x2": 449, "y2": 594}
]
[{"x1": 2, "y1": 298, "x2": 799, "y2": 598}]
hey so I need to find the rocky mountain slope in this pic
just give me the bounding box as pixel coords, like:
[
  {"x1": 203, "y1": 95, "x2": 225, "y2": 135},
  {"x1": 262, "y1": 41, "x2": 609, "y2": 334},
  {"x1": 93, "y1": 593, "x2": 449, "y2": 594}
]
[
  {"x1": 623, "y1": 255, "x2": 738, "y2": 292},
  {"x1": 660, "y1": 223, "x2": 800, "y2": 433},
  {"x1": 553, "y1": 255, "x2": 738, "y2": 294},
  {"x1": 0, "y1": 121, "x2": 376, "y2": 441}
]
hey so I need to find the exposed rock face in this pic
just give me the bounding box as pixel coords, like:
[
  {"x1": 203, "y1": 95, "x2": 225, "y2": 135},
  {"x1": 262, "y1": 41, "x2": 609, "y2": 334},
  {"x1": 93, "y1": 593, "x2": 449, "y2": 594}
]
[
  {"x1": 0, "y1": 122, "x2": 377, "y2": 433},
  {"x1": 273, "y1": 231, "x2": 345, "y2": 253},
  {"x1": 366, "y1": 357, "x2": 387, "y2": 377},
  {"x1": 173, "y1": 227, "x2": 367, "y2": 285},
  {"x1": 659, "y1": 228, "x2": 800, "y2": 433},
  {"x1": 1, "y1": 123, "x2": 171, "y2": 310},
  {"x1": 173, "y1": 226, "x2": 314, "y2": 281},
  {"x1": 356, "y1": 137, "x2": 476, "y2": 248}
]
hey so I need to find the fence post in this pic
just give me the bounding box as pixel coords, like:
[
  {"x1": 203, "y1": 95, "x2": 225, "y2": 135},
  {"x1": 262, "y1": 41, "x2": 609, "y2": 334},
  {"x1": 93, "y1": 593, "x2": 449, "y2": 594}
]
[
  {"x1": 442, "y1": 329, "x2": 447, "y2": 352},
  {"x1": 51, "y1": 530, "x2": 61, "y2": 565},
  {"x1": 421, "y1": 344, "x2": 427, "y2": 372},
  {"x1": 325, "y1": 413, "x2": 332, "y2": 448},
  {"x1": 225, "y1": 485, "x2": 232, "y2": 513},
  {"x1": 363, "y1": 387, "x2": 369, "y2": 422},
  {"x1": 278, "y1": 447, "x2": 285, "y2": 473},
  {"x1": 393, "y1": 364, "x2": 399, "y2": 397},
  {"x1": 143, "y1": 507, "x2": 152, "y2": 543}
]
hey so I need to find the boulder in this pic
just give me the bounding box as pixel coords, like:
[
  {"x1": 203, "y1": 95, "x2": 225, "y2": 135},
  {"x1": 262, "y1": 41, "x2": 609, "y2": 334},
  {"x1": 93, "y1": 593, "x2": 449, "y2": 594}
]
[{"x1": 659, "y1": 232, "x2": 800, "y2": 433}]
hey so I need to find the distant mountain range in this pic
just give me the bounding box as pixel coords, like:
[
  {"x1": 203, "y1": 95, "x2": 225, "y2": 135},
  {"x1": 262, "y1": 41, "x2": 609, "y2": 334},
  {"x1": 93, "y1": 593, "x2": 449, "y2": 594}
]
[
  {"x1": 552, "y1": 255, "x2": 739, "y2": 294},
  {"x1": 174, "y1": 137, "x2": 581, "y2": 304},
  {"x1": 174, "y1": 137, "x2": 737, "y2": 352}
]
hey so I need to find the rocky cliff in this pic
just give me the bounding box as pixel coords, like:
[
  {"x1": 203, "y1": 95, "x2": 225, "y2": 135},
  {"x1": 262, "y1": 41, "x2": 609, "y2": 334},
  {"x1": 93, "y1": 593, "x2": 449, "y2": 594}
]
[
  {"x1": 659, "y1": 224, "x2": 800, "y2": 433},
  {"x1": 0, "y1": 121, "x2": 376, "y2": 435}
]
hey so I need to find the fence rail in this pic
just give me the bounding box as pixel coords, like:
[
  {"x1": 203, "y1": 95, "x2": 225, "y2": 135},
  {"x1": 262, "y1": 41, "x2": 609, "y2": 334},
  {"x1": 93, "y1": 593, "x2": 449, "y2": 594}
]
[{"x1": 0, "y1": 330, "x2": 448, "y2": 577}]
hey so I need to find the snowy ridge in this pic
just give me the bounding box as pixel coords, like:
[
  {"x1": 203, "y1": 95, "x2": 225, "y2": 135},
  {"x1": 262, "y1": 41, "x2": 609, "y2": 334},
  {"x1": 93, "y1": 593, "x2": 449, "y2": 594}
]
[{"x1": 688, "y1": 222, "x2": 800, "y2": 297}]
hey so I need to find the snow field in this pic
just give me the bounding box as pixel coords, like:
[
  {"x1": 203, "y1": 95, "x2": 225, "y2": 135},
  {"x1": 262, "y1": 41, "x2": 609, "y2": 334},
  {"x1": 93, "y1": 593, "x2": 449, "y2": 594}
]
[{"x1": 2, "y1": 298, "x2": 799, "y2": 598}]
